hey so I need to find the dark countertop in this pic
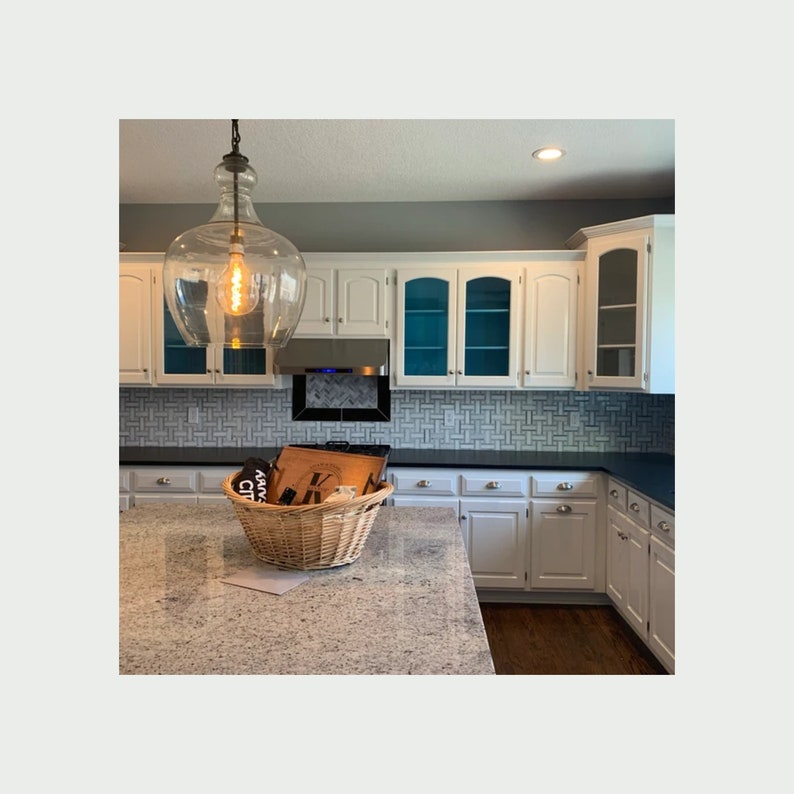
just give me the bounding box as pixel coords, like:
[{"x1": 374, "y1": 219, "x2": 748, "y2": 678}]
[{"x1": 120, "y1": 447, "x2": 674, "y2": 510}]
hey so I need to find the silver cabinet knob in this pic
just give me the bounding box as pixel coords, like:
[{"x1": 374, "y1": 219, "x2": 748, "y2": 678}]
[
  {"x1": 609, "y1": 489, "x2": 619, "y2": 498},
  {"x1": 556, "y1": 504, "x2": 572, "y2": 513},
  {"x1": 657, "y1": 521, "x2": 671, "y2": 533},
  {"x1": 457, "y1": 370, "x2": 463, "y2": 375},
  {"x1": 156, "y1": 477, "x2": 171, "y2": 485},
  {"x1": 630, "y1": 502, "x2": 640, "y2": 512},
  {"x1": 449, "y1": 370, "x2": 455, "y2": 375},
  {"x1": 417, "y1": 480, "x2": 432, "y2": 488},
  {"x1": 323, "y1": 317, "x2": 330, "y2": 322},
  {"x1": 557, "y1": 482, "x2": 574, "y2": 491},
  {"x1": 618, "y1": 531, "x2": 628, "y2": 540},
  {"x1": 338, "y1": 317, "x2": 344, "y2": 323},
  {"x1": 485, "y1": 481, "x2": 502, "y2": 489}
]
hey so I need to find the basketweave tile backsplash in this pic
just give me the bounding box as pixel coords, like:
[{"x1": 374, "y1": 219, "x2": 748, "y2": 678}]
[{"x1": 119, "y1": 386, "x2": 674, "y2": 454}]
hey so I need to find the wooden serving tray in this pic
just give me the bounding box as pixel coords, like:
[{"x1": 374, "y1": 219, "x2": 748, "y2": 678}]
[{"x1": 266, "y1": 446, "x2": 388, "y2": 505}]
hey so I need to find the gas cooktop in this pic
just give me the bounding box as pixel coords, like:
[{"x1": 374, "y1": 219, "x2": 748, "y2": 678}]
[{"x1": 290, "y1": 441, "x2": 391, "y2": 458}]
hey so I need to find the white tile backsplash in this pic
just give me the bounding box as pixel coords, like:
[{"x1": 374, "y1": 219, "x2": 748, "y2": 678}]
[{"x1": 119, "y1": 385, "x2": 674, "y2": 454}]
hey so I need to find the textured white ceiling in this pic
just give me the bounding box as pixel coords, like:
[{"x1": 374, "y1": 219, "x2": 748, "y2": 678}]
[{"x1": 119, "y1": 118, "x2": 674, "y2": 204}]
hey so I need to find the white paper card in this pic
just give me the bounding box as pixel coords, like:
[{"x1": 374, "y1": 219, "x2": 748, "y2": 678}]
[{"x1": 221, "y1": 565, "x2": 309, "y2": 595}]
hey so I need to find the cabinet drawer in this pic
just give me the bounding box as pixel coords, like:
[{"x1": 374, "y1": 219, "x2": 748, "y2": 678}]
[
  {"x1": 626, "y1": 490, "x2": 650, "y2": 527},
  {"x1": 460, "y1": 472, "x2": 528, "y2": 497},
  {"x1": 391, "y1": 470, "x2": 458, "y2": 496},
  {"x1": 132, "y1": 468, "x2": 198, "y2": 493},
  {"x1": 650, "y1": 504, "x2": 675, "y2": 545},
  {"x1": 607, "y1": 478, "x2": 627, "y2": 511},
  {"x1": 532, "y1": 472, "x2": 598, "y2": 499},
  {"x1": 198, "y1": 468, "x2": 238, "y2": 493}
]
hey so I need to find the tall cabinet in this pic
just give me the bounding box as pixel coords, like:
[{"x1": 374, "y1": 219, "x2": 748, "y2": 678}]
[{"x1": 567, "y1": 215, "x2": 674, "y2": 393}]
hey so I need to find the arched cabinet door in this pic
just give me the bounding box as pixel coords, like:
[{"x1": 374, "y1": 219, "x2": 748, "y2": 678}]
[
  {"x1": 585, "y1": 232, "x2": 648, "y2": 390},
  {"x1": 456, "y1": 269, "x2": 521, "y2": 388},
  {"x1": 522, "y1": 261, "x2": 579, "y2": 389},
  {"x1": 576, "y1": 215, "x2": 674, "y2": 394},
  {"x1": 395, "y1": 268, "x2": 457, "y2": 387}
]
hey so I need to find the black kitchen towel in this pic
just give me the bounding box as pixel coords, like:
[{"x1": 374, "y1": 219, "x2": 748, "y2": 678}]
[{"x1": 231, "y1": 457, "x2": 271, "y2": 502}]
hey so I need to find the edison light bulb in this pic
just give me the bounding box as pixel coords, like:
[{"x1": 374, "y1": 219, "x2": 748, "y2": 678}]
[{"x1": 216, "y1": 241, "x2": 259, "y2": 316}]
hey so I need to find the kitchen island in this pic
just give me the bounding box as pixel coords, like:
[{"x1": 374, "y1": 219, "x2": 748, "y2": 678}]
[{"x1": 119, "y1": 504, "x2": 495, "y2": 675}]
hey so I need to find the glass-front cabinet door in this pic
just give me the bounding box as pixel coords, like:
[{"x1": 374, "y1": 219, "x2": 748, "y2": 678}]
[
  {"x1": 584, "y1": 231, "x2": 649, "y2": 390},
  {"x1": 155, "y1": 278, "x2": 276, "y2": 386},
  {"x1": 395, "y1": 266, "x2": 520, "y2": 388},
  {"x1": 457, "y1": 269, "x2": 520, "y2": 388},
  {"x1": 396, "y1": 269, "x2": 456, "y2": 387}
]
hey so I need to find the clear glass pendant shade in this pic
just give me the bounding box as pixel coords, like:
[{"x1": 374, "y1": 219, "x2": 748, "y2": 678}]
[{"x1": 163, "y1": 149, "x2": 306, "y2": 348}]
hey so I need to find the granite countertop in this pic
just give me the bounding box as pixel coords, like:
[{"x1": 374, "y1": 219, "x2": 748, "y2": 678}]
[
  {"x1": 119, "y1": 504, "x2": 495, "y2": 675},
  {"x1": 120, "y1": 447, "x2": 675, "y2": 509}
]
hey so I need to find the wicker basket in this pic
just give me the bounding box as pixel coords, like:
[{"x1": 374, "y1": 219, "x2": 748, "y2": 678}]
[{"x1": 222, "y1": 473, "x2": 394, "y2": 570}]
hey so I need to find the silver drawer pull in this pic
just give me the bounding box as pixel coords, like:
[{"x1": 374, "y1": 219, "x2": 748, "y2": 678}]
[
  {"x1": 557, "y1": 482, "x2": 574, "y2": 491},
  {"x1": 657, "y1": 521, "x2": 671, "y2": 533},
  {"x1": 630, "y1": 502, "x2": 640, "y2": 512},
  {"x1": 156, "y1": 477, "x2": 171, "y2": 485},
  {"x1": 618, "y1": 531, "x2": 628, "y2": 540},
  {"x1": 485, "y1": 481, "x2": 502, "y2": 489},
  {"x1": 556, "y1": 504, "x2": 572, "y2": 513},
  {"x1": 417, "y1": 480, "x2": 432, "y2": 488},
  {"x1": 609, "y1": 489, "x2": 619, "y2": 498}
]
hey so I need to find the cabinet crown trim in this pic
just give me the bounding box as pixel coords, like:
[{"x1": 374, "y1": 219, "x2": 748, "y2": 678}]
[{"x1": 564, "y1": 214, "x2": 674, "y2": 250}]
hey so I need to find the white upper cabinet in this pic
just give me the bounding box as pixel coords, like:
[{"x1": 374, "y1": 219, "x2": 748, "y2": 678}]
[
  {"x1": 119, "y1": 253, "x2": 279, "y2": 388},
  {"x1": 569, "y1": 215, "x2": 674, "y2": 393},
  {"x1": 457, "y1": 268, "x2": 522, "y2": 388},
  {"x1": 521, "y1": 260, "x2": 579, "y2": 389},
  {"x1": 395, "y1": 262, "x2": 522, "y2": 388},
  {"x1": 119, "y1": 256, "x2": 155, "y2": 385},
  {"x1": 294, "y1": 255, "x2": 390, "y2": 337}
]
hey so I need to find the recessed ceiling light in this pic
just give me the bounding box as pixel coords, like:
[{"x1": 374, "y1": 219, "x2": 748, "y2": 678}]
[{"x1": 532, "y1": 147, "x2": 565, "y2": 161}]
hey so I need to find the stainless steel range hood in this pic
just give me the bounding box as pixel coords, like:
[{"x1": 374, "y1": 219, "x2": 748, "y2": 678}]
[{"x1": 274, "y1": 338, "x2": 389, "y2": 375}]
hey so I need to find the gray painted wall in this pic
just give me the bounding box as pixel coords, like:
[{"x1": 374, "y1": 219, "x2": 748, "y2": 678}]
[{"x1": 120, "y1": 198, "x2": 674, "y2": 252}]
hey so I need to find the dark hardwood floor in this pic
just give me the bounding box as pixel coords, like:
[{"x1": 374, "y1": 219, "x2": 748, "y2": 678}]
[{"x1": 478, "y1": 602, "x2": 667, "y2": 675}]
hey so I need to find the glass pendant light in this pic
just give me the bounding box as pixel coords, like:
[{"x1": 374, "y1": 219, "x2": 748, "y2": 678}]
[{"x1": 163, "y1": 119, "x2": 307, "y2": 348}]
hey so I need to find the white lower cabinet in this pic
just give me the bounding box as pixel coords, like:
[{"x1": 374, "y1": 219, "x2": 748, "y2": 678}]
[
  {"x1": 606, "y1": 506, "x2": 650, "y2": 636},
  {"x1": 120, "y1": 465, "x2": 238, "y2": 508},
  {"x1": 649, "y1": 536, "x2": 675, "y2": 671},
  {"x1": 606, "y1": 477, "x2": 675, "y2": 672},
  {"x1": 389, "y1": 467, "x2": 600, "y2": 593},
  {"x1": 461, "y1": 499, "x2": 527, "y2": 588},
  {"x1": 530, "y1": 499, "x2": 597, "y2": 589}
]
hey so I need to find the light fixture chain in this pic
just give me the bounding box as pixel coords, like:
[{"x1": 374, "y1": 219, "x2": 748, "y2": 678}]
[{"x1": 231, "y1": 119, "x2": 240, "y2": 154}]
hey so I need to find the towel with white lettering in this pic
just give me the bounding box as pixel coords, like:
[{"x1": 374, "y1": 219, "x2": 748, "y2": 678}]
[{"x1": 231, "y1": 457, "x2": 271, "y2": 502}]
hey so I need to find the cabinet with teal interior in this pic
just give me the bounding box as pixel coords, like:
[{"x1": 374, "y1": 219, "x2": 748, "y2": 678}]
[
  {"x1": 153, "y1": 260, "x2": 278, "y2": 387},
  {"x1": 395, "y1": 264, "x2": 521, "y2": 388},
  {"x1": 396, "y1": 269, "x2": 456, "y2": 386},
  {"x1": 459, "y1": 271, "x2": 517, "y2": 384}
]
